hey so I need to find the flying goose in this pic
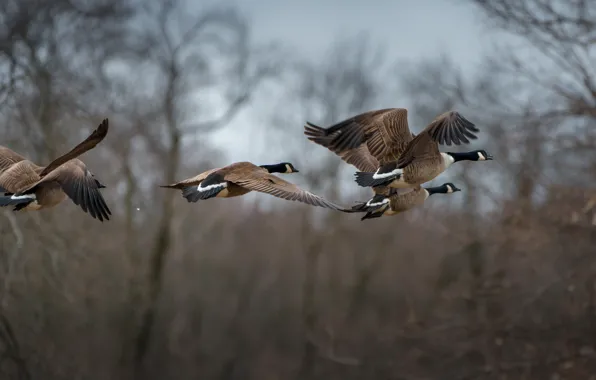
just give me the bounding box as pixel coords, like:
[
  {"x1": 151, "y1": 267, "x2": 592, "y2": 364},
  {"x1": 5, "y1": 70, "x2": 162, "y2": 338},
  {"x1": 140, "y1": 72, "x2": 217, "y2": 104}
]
[
  {"x1": 0, "y1": 119, "x2": 111, "y2": 221},
  {"x1": 304, "y1": 108, "x2": 492, "y2": 190},
  {"x1": 352, "y1": 182, "x2": 461, "y2": 221},
  {"x1": 304, "y1": 122, "x2": 405, "y2": 205},
  {"x1": 161, "y1": 161, "x2": 353, "y2": 211}
]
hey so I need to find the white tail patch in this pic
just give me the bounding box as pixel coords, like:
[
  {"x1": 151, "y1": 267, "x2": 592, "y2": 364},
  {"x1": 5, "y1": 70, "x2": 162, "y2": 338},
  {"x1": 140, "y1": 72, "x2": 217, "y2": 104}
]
[
  {"x1": 372, "y1": 168, "x2": 403, "y2": 179},
  {"x1": 11, "y1": 194, "x2": 36, "y2": 200},
  {"x1": 366, "y1": 197, "x2": 389, "y2": 207},
  {"x1": 198, "y1": 182, "x2": 227, "y2": 192}
]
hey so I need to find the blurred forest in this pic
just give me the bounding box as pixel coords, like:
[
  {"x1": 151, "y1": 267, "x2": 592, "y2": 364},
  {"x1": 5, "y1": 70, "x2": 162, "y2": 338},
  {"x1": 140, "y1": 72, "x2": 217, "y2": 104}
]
[{"x1": 0, "y1": 0, "x2": 595, "y2": 379}]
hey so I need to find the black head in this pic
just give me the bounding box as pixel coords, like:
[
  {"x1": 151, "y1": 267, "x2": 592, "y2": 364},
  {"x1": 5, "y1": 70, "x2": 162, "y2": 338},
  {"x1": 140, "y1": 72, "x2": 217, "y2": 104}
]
[
  {"x1": 446, "y1": 149, "x2": 493, "y2": 162},
  {"x1": 260, "y1": 162, "x2": 299, "y2": 174},
  {"x1": 425, "y1": 182, "x2": 461, "y2": 196},
  {"x1": 473, "y1": 149, "x2": 493, "y2": 161}
]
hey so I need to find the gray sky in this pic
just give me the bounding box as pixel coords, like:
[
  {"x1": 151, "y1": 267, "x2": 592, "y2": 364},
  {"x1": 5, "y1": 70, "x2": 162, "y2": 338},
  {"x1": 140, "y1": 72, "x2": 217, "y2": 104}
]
[{"x1": 207, "y1": 0, "x2": 491, "y2": 162}]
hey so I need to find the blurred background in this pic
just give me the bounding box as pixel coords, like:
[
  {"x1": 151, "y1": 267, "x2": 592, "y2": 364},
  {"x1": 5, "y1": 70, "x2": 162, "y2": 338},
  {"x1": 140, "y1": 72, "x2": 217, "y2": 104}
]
[{"x1": 0, "y1": 0, "x2": 595, "y2": 379}]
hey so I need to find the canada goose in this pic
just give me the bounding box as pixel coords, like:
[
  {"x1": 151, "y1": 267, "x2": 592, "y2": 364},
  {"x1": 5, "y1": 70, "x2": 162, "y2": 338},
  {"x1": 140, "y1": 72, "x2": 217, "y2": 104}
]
[
  {"x1": 161, "y1": 161, "x2": 353, "y2": 211},
  {"x1": 352, "y1": 182, "x2": 461, "y2": 221},
  {"x1": 304, "y1": 121, "x2": 411, "y2": 198},
  {"x1": 0, "y1": 119, "x2": 111, "y2": 221},
  {"x1": 304, "y1": 108, "x2": 492, "y2": 190}
]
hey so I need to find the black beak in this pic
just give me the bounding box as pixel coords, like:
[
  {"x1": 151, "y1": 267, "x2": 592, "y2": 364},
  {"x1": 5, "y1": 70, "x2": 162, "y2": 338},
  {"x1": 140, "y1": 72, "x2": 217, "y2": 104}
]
[
  {"x1": 486, "y1": 154, "x2": 494, "y2": 160},
  {"x1": 293, "y1": 169, "x2": 300, "y2": 173},
  {"x1": 454, "y1": 187, "x2": 462, "y2": 192},
  {"x1": 98, "y1": 183, "x2": 107, "y2": 189}
]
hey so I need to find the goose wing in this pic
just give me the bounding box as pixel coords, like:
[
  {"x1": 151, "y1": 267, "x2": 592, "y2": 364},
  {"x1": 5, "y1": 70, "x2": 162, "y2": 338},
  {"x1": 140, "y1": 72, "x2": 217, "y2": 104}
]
[
  {"x1": 0, "y1": 161, "x2": 41, "y2": 194},
  {"x1": 227, "y1": 170, "x2": 349, "y2": 211},
  {"x1": 19, "y1": 160, "x2": 111, "y2": 221},
  {"x1": 39, "y1": 118, "x2": 109, "y2": 177},
  {"x1": 396, "y1": 111, "x2": 478, "y2": 168},
  {"x1": 304, "y1": 122, "x2": 379, "y2": 172},
  {"x1": 304, "y1": 108, "x2": 414, "y2": 164},
  {"x1": 0, "y1": 146, "x2": 27, "y2": 174}
]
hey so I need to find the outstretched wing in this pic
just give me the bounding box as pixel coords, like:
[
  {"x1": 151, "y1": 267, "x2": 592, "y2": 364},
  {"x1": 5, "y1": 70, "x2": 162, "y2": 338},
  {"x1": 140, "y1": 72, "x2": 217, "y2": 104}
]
[
  {"x1": 40, "y1": 118, "x2": 109, "y2": 177},
  {"x1": 305, "y1": 108, "x2": 413, "y2": 164},
  {"x1": 397, "y1": 111, "x2": 478, "y2": 168},
  {"x1": 20, "y1": 160, "x2": 111, "y2": 221},
  {"x1": 304, "y1": 122, "x2": 379, "y2": 172},
  {"x1": 229, "y1": 171, "x2": 349, "y2": 211}
]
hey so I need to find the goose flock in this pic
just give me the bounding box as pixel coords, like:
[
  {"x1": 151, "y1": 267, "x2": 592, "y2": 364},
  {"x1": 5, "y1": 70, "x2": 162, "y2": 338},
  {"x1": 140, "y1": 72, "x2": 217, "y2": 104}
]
[{"x1": 0, "y1": 108, "x2": 493, "y2": 222}]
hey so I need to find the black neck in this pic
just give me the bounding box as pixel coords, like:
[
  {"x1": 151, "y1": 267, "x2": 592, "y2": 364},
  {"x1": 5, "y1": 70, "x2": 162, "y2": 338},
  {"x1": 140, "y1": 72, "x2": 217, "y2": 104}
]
[
  {"x1": 259, "y1": 163, "x2": 286, "y2": 173},
  {"x1": 447, "y1": 151, "x2": 477, "y2": 162},
  {"x1": 425, "y1": 185, "x2": 448, "y2": 196}
]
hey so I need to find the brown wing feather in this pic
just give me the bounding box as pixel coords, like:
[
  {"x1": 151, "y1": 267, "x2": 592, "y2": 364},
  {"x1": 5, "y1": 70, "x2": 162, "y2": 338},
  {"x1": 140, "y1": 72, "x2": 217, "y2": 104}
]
[
  {"x1": 0, "y1": 146, "x2": 28, "y2": 174},
  {"x1": 304, "y1": 122, "x2": 378, "y2": 172},
  {"x1": 0, "y1": 161, "x2": 42, "y2": 193},
  {"x1": 304, "y1": 108, "x2": 414, "y2": 165},
  {"x1": 227, "y1": 171, "x2": 347, "y2": 211},
  {"x1": 40, "y1": 118, "x2": 109, "y2": 177},
  {"x1": 304, "y1": 108, "x2": 397, "y2": 151},
  {"x1": 21, "y1": 160, "x2": 111, "y2": 221},
  {"x1": 338, "y1": 145, "x2": 380, "y2": 172},
  {"x1": 396, "y1": 111, "x2": 479, "y2": 168},
  {"x1": 365, "y1": 109, "x2": 414, "y2": 164}
]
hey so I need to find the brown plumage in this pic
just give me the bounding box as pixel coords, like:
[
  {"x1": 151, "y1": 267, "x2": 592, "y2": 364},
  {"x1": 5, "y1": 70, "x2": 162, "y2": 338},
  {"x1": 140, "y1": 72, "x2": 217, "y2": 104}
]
[
  {"x1": 304, "y1": 108, "x2": 491, "y2": 190},
  {"x1": 161, "y1": 161, "x2": 354, "y2": 211},
  {"x1": 0, "y1": 119, "x2": 111, "y2": 221},
  {"x1": 304, "y1": 122, "x2": 407, "y2": 197},
  {"x1": 352, "y1": 182, "x2": 461, "y2": 221}
]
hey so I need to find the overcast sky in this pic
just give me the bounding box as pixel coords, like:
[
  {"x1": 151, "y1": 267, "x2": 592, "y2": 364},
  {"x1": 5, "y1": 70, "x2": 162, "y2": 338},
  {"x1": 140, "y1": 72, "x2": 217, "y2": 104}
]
[{"x1": 202, "y1": 0, "x2": 492, "y2": 163}]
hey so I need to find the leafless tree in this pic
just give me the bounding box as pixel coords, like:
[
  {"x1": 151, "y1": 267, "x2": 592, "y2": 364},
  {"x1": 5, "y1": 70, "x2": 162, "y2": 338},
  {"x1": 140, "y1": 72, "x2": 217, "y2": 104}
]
[
  {"x1": 0, "y1": 0, "x2": 135, "y2": 159},
  {"x1": 113, "y1": 0, "x2": 281, "y2": 375}
]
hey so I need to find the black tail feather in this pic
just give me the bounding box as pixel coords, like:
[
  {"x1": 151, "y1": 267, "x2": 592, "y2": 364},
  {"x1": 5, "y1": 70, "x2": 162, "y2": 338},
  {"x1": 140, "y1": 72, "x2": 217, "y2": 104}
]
[
  {"x1": 181, "y1": 184, "x2": 223, "y2": 202},
  {"x1": 354, "y1": 171, "x2": 399, "y2": 188},
  {"x1": 360, "y1": 206, "x2": 388, "y2": 221},
  {"x1": 352, "y1": 193, "x2": 388, "y2": 211},
  {"x1": 0, "y1": 195, "x2": 34, "y2": 211},
  {"x1": 351, "y1": 202, "x2": 370, "y2": 212}
]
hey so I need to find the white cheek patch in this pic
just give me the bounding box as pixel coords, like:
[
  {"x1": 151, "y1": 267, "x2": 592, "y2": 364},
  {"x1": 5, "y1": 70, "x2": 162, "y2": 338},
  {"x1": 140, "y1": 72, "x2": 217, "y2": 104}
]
[
  {"x1": 11, "y1": 194, "x2": 36, "y2": 200},
  {"x1": 372, "y1": 168, "x2": 403, "y2": 179},
  {"x1": 477, "y1": 152, "x2": 486, "y2": 160},
  {"x1": 285, "y1": 164, "x2": 292, "y2": 172},
  {"x1": 366, "y1": 197, "x2": 389, "y2": 207},
  {"x1": 446, "y1": 185, "x2": 453, "y2": 193},
  {"x1": 198, "y1": 182, "x2": 227, "y2": 192}
]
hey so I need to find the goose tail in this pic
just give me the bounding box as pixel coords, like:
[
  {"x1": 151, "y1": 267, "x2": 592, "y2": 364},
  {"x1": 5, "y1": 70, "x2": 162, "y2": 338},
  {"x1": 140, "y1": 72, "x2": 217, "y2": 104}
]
[
  {"x1": 351, "y1": 194, "x2": 390, "y2": 220},
  {"x1": 354, "y1": 171, "x2": 400, "y2": 188},
  {"x1": 0, "y1": 194, "x2": 36, "y2": 211},
  {"x1": 181, "y1": 183, "x2": 226, "y2": 202}
]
